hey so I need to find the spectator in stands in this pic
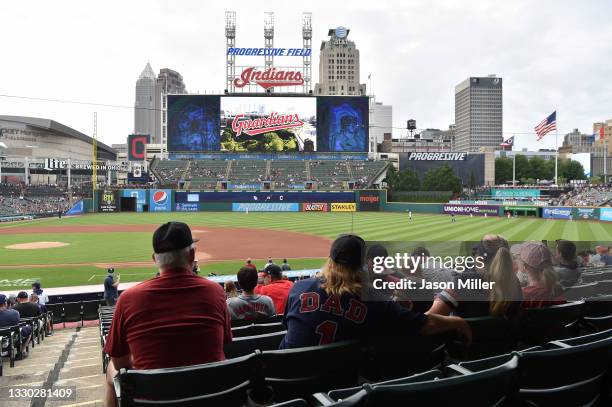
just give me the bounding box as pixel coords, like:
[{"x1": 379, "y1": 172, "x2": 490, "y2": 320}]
[
  {"x1": 280, "y1": 234, "x2": 471, "y2": 348},
  {"x1": 224, "y1": 281, "x2": 238, "y2": 299},
  {"x1": 256, "y1": 264, "x2": 293, "y2": 314},
  {"x1": 31, "y1": 282, "x2": 49, "y2": 306},
  {"x1": 13, "y1": 291, "x2": 41, "y2": 318},
  {"x1": 281, "y1": 259, "x2": 291, "y2": 271},
  {"x1": 553, "y1": 240, "x2": 581, "y2": 287},
  {"x1": 192, "y1": 259, "x2": 200, "y2": 275},
  {"x1": 245, "y1": 258, "x2": 257, "y2": 270},
  {"x1": 263, "y1": 257, "x2": 276, "y2": 272},
  {"x1": 104, "y1": 222, "x2": 232, "y2": 407},
  {"x1": 29, "y1": 293, "x2": 44, "y2": 313},
  {"x1": 412, "y1": 246, "x2": 454, "y2": 293},
  {"x1": 0, "y1": 294, "x2": 32, "y2": 359},
  {"x1": 518, "y1": 241, "x2": 566, "y2": 308},
  {"x1": 227, "y1": 267, "x2": 276, "y2": 320},
  {"x1": 7, "y1": 294, "x2": 17, "y2": 309},
  {"x1": 597, "y1": 246, "x2": 612, "y2": 266},
  {"x1": 429, "y1": 234, "x2": 523, "y2": 318},
  {"x1": 103, "y1": 268, "x2": 120, "y2": 306}
]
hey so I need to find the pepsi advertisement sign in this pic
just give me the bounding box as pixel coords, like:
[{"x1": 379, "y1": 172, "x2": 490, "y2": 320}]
[
  {"x1": 543, "y1": 207, "x2": 572, "y2": 220},
  {"x1": 149, "y1": 189, "x2": 172, "y2": 212}
]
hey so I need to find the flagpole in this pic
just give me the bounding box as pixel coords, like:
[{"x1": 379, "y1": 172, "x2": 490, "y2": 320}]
[
  {"x1": 555, "y1": 113, "x2": 559, "y2": 186},
  {"x1": 512, "y1": 150, "x2": 516, "y2": 186}
]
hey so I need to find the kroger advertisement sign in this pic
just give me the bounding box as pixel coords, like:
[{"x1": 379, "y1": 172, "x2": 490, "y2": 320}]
[
  {"x1": 600, "y1": 208, "x2": 612, "y2": 222},
  {"x1": 543, "y1": 207, "x2": 572, "y2": 220},
  {"x1": 149, "y1": 189, "x2": 172, "y2": 212},
  {"x1": 122, "y1": 189, "x2": 147, "y2": 212},
  {"x1": 232, "y1": 203, "x2": 299, "y2": 212},
  {"x1": 491, "y1": 189, "x2": 541, "y2": 198}
]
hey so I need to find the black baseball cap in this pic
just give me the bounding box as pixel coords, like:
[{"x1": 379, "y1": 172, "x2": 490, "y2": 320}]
[
  {"x1": 153, "y1": 222, "x2": 199, "y2": 254},
  {"x1": 264, "y1": 264, "x2": 283, "y2": 279},
  {"x1": 17, "y1": 291, "x2": 29, "y2": 299},
  {"x1": 330, "y1": 234, "x2": 365, "y2": 269}
]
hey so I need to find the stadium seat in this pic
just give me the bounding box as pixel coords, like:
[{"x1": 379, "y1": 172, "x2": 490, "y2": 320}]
[
  {"x1": 583, "y1": 295, "x2": 612, "y2": 317},
  {"x1": 259, "y1": 341, "x2": 361, "y2": 402},
  {"x1": 361, "y1": 332, "x2": 452, "y2": 381},
  {"x1": 456, "y1": 329, "x2": 612, "y2": 406},
  {"x1": 63, "y1": 301, "x2": 83, "y2": 326},
  {"x1": 318, "y1": 369, "x2": 442, "y2": 402},
  {"x1": 447, "y1": 316, "x2": 518, "y2": 361},
  {"x1": 519, "y1": 301, "x2": 584, "y2": 346},
  {"x1": 46, "y1": 303, "x2": 64, "y2": 326},
  {"x1": 258, "y1": 314, "x2": 285, "y2": 324},
  {"x1": 224, "y1": 331, "x2": 286, "y2": 359},
  {"x1": 583, "y1": 315, "x2": 612, "y2": 331},
  {"x1": 333, "y1": 354, "x2": 519, "y2": 407},
  {"x1": 0, "y1": 325, "x2": 20, "y2": 369},
  {"x1": 581, "y1": 272, "x2": 604, "y2": 284},
  {"x1": 82, "y1": 300, "x2": 100, "y2": 321},
  {"x1": 564, "y1": 282, "x2": 598, "y2": 301},
  {"x1": 113, "y1": 353, "x2": 259, "y2": 406},
  {"x1": 232, "y1": 323, "x2": 287, "y2": 338},
  {"x1": 596, "y1": 280, "x2": 612, "y2": 296}
]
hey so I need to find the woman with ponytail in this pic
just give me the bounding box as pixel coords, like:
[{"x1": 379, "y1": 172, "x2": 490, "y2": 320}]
[
  {"x1": 517, "y1": 242, "x2": 565, "y2": 308},
  {"x1": 429, "y1": 234, "x2": 523, "y2": 318}
]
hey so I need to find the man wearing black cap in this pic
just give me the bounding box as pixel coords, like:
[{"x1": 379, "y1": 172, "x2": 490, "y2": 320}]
[
  {"x1": 14, "y1": 291, "x2": 41, "y2": 318},
  {"x1": 103, "y1": 268, "x2": 120, "y2": 306},
  {"x1": 256, "y1": 264, "x2": 293, "y2": 314},
  {"x1": 103, "y1": 222, "x2": 232, "y2": 407},
  {"x1": 280, "y1": 234, "x2": 471, "y2": 349}
]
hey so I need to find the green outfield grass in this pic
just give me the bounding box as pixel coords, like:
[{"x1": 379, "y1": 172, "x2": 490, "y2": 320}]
[{"x1": 0, "y1": 212, "x2": 611, "y2": 290}]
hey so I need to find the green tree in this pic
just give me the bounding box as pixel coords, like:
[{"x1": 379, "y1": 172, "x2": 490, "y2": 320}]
[
  {"x1": 560, "y1": 159, "x2": 586, "y2": 181},
  {"x1": 529, "y1": 157, "x2": 549, "y2": 180},
  {"x1": 397, "y1": 168, "x2": 421, "y2": 191},
  {"x1": 495, "y1": 157, "x2": 513, "y2": 184},
  {"x1": 514, "y1": 155, "x2": 531, "y2": 180},
  {"x1": 422, "y1": 164, "x2": 462, "y2": 193}
]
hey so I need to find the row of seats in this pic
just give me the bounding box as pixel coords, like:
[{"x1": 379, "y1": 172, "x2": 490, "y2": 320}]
[
  {"x1": 46, "y1": 300, "x2": 106, "y2": 327},
  {"x1": 101, "y1": 298, "x2": 612, "y2": 405},
  {"x1": 564, "y1": 279, "x2": 612, "y2": 301},
  {"x1": 0, "y1": 311, "x2": 53, "y2": 375}
]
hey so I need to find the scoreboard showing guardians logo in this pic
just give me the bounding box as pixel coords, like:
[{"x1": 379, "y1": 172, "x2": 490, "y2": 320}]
[{"x1": 316, "y1": 96, "x2": 369, "y2": 152}]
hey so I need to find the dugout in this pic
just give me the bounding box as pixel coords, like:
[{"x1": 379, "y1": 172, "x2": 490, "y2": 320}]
[{"x1": 503, "y1": 205, "x2": 538, "y2": 217}]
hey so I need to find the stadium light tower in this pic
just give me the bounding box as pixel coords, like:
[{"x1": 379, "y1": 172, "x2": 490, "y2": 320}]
[
  {"x1": 302, "y1": 12, "x2": 312, "y2": 94},
  {"x1": 264, "y1": 12, "x2": 275, "y2": 72},
  {"x1": 225, "y1": 11, "x2": 236, "y2": 93}
]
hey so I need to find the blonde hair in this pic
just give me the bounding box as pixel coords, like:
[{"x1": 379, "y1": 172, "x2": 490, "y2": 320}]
[
  {"x1": 478, "y1": 235, "x2": 517, "y2": 317},
  {"x1": 524, "y1": 260, "x2": 558, "y2": 294},
  {"x1": 320, "y1": 258, "x2": 362, "y2": 296}
]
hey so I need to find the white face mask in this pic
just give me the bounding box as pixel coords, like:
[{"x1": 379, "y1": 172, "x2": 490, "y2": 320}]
[{"x1": 517, "y1": 271, "x2": 529, "y2": 286}]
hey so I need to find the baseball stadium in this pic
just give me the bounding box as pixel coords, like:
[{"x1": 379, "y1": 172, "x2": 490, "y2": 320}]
[{"x1": 2, "y1": 5, "x2": 612, "y2": 407}]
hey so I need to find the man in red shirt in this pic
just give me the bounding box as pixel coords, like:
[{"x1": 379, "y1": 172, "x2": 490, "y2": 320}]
[
  {"x1": 104, "y1": 222, "x2": 232, "y2": 407},
  {"x1": 256, "y1": 264, "x2": 293, "y2": 314}
]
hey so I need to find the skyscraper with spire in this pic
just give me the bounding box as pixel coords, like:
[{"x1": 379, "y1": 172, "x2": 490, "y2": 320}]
[
  {"x1": 134, "y1": 62, "x2": 157, "y2": 142},
  {"x1": 134, "y1": 63, "x2": 187, "y2": 144}
]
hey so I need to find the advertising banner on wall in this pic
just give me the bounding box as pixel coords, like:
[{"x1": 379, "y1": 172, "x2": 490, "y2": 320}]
[
  {"x1": 600, "y1": 208, "x2": 612, "y2": 222},
  {"x1": 542, "y1": 207, "x2": 573, "y2": 220},
  {"x1": 442, "y1": 204, "x2": 499, "y2": 216},
  {"x1": 491, "y1": 189, "x2": 541, "y2": 198},
  {"x1": 232, "y1": 203, "x2": 299, "y2": 212},
  {"x1": 149, "y1": 189, "x2": 172, "y2": 212},
  {"x1": 65, "y1": 200, "x2": 84, "y2": 216},
  {"x1": 176, "y1": 191, "x2": 355, "y2": 203},
  {"x1": 331, "y1": 203, "x2": 357, "y2": 212},
  {"x1": 302, "y1": 203, "x2": 328, "y2": 212},
  {"x1": 358, "y1": 191, "x2": 381, "y2": 211},
  {"x1": 573, "y1": 208, "x2": 598, "y2": 220},
  {"x1": 98, "y1": 190, "x2": 119, "y2": 212},
  {"x1": 121, "y1": 189, "x2": 147, "y2": 212},
  {"x1": 400, "y1": 153, "x2": 485, "y2": 186},
  {"x1": 175, "y1": 203, "x2": 199, "y2": 212}
]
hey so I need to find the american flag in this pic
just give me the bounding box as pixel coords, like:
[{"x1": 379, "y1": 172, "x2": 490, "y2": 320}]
[
  {"x1": 500, "y1": 136, "x2": 514, "y2": 147},
  {"x1": 534, "y1": 111, "x2": 557, "y2": 140}
]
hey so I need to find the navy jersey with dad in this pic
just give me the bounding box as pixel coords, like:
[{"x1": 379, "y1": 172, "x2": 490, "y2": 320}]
[{"x1": 281, "y1": 278, "x2": 428, "y2": 348}]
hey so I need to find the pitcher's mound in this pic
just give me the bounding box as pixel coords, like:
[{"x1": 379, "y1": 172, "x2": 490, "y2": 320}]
[{"x1": 6, "y1": 241, "x2": 70, "y2": 250}]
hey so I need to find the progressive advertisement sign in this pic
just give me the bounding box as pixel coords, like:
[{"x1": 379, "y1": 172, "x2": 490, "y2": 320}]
[
  {"x1": 331, "y1": 203, "x2": 357, "y2": 212},
  {"x1": 442, "y1": 204, "x2": 499, "y2": 216},
  {"x1": 542, "y1": 207, "x2": 572, "y2": 220},
  {"x1": 149, "y1": 189, "x2": 172, "y2": 212},
  {"x1": 232, "y1": 203, "x2": 299, "y2": 212},
  {"x1": 302, "y1": 203, "x2": 328, "y2": 212}
]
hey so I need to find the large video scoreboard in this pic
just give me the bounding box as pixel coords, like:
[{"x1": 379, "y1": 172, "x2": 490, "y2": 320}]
[{"x1": 166, "y1": 95, "x2": 369, "y2": 153}]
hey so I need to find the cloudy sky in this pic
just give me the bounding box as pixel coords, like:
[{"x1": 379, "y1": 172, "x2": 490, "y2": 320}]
[{"x1": 1, "y1": 0, "x2": 611, "y2": 151}]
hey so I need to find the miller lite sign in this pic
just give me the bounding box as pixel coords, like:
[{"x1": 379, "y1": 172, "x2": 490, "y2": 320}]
[{"x1": 234, "y1": 67, "x2": 304, "y2": 90}]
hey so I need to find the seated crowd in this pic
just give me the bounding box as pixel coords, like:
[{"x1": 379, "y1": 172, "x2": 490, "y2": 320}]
[{"x1": 3, "y1": 221, "x2": 601, "y2": 405}]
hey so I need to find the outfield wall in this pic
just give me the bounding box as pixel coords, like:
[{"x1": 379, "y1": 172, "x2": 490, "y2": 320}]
[{"x1": 86, "y1": 189, "x2": 611, "y2": 221}]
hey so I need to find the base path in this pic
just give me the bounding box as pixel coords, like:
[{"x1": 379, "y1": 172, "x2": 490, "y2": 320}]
[{"x1": 0, "y1": 224, "x2": 332, "y2": 268}]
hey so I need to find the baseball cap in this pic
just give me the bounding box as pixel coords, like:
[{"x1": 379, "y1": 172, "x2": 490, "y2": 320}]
[
  {"x1": 107, "y1": 267, "x2": 114, "y2": 274},
  {"x1": 0, "y1": 294, "x2": 6, "y2": 305},
  {"x1": 519, "y1": 241, "x2": 552, "y2": 269},
  {"x1": 153, "y1": 222, "x2": 199, "y2": 254},
  {"x1": 17, "y1": 291, "x2": 28, "y2": 299},
  {"x1": 330, "y1": 234, "x2": 365, "y2": 269},
  {"x1": 264, "y1": 264, "x2": 283, "y2": 279}
]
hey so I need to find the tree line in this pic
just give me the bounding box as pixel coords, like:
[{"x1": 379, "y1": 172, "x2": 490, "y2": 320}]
[{"x1": 494, "y1": 156, "x2": 586, "y2": 185}]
